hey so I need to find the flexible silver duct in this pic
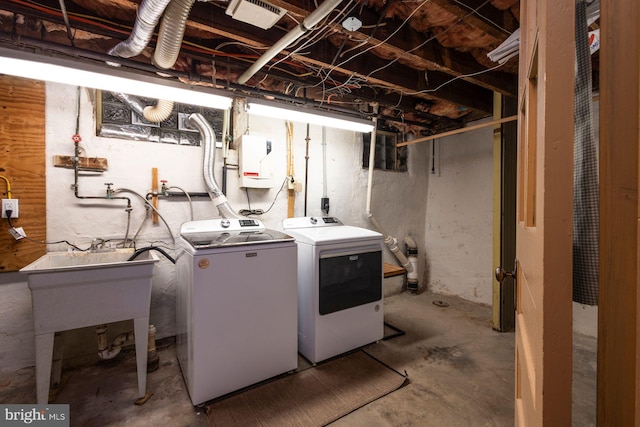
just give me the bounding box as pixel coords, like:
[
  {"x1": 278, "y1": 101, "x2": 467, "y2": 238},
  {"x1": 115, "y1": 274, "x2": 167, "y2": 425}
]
[
  {"x1": 108, "y1": 0, "x2": 173, "y2": 59},
  {"x1": 108, "y1": 0, "x2": 175, "y2": 123},
  {"x1": 187, "y1": 113, "x2": 241, "y2": 219},
  {"x1": 153, "y1": 0, "x2": 197, "y2": 69},
  {"x1": 112, "y1": 92, "x2": 174, "y2": 123}
]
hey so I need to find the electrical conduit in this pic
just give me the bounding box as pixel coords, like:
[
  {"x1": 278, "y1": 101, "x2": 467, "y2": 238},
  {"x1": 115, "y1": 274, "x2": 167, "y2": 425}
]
[{"x1": 237, "y1": 0, "x2": 344, "y2": 84}]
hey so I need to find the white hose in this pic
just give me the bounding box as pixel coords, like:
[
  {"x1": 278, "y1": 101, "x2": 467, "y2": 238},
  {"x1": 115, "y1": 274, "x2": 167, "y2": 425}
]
[{"x1": 143, "y1": 99, "x2": 174, "y2": 123}]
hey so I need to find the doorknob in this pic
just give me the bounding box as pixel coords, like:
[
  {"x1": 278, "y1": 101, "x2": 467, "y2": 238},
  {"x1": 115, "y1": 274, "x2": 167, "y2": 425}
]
[{"x1": 495, "y1": 264, "x2": 517, "y2": 283}]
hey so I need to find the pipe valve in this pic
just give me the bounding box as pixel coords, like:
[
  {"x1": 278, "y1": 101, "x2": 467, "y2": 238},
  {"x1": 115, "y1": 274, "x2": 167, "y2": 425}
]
[
  {"x1": 160, "y1": 180, "x2": 168, "y2": 196},
  {"x1": 104, "y1": 183, "x2": 114, "y2": 199}
]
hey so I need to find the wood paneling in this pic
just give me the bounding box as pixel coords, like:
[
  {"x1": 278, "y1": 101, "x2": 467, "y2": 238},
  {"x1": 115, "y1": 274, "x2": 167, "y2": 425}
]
[{"x1": 0, "y1": 75, "x2": 46, "y2": 272}]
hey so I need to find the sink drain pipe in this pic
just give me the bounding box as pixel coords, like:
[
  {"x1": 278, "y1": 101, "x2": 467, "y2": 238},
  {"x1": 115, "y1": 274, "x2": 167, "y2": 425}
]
[
  {"x1": 96, "y1": 325, "x2": 134, "y2": 360},
  {"x1": 96, "y1": 324, "x2": 160, "y2": 371}
]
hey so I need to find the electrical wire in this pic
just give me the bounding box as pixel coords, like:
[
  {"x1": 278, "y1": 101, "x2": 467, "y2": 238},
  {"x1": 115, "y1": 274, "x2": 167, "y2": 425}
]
[
  {"x1": 269, "y1": 0, "x2": 358, "y2": 71},
  {"x1": 451, "y1": 0, "x2": 513, "y2": 35},
  {"x1": 0, "y1": 175, "x2": 11, "y2": 199},
  {"x1": 405, "y1": 62, "x2": 507, "y2": 95},
  {"x1": 5, "y1": 215, "x2": 92, "y2": 251},
  {"x1": 239, "y1": 177, "x2": 288, "y2": 216},
  {"x1": 314, "y1": 0, "x2": 431, "y2": 89},
  {"x1": 364, "y1": 0, "x2": 492, "y2": 80}
]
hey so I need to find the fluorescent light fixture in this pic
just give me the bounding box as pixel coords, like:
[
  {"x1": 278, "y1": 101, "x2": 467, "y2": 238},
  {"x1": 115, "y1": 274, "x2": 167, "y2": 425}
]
[
  {"x1": 0, "y1": 47, "x2": 232, "y2": 110},
  {"x1": 247, "y1": 99, "x2": 374, "y2": 133}
]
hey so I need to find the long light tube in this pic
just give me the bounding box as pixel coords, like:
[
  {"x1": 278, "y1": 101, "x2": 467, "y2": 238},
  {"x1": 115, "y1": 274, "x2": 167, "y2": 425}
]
[
  {"x1": 0, "y1": 47, "x2": 232, "y2": 110},
  {"x1": 247, "y1": 99, "x2": 374, "y2": 133}
]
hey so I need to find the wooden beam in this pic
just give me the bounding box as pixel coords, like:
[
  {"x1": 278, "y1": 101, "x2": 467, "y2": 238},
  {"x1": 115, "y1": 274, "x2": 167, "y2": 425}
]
[
  {"x1": 397, "y1": 115, "x2": 517, "y2": 146},
  {"x1": 53, "y1": 155, "x2": 108, "y2": 171}
]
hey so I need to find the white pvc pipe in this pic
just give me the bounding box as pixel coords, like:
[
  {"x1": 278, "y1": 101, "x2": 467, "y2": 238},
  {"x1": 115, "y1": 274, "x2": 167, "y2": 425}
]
[
  {"x1": 237, "y1": 0, "x2": 343, "y2": 84},
  {"x1": 365, "y1": 117, "x2": 377, "y2": 216},
  {"x1": 364, "y1": 114, "x2": 414, "y2": 275}
]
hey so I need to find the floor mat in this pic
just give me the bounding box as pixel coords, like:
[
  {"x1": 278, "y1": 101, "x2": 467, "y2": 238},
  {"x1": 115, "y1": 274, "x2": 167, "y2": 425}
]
[{"x1": 206, "y1": 351, "x2": 407, "y2": 427}]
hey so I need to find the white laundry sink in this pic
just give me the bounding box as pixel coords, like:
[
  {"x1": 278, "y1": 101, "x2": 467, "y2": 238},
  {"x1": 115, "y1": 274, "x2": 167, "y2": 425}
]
[
  {"x1": 21, "y1": 250, "x2": 158, "y2": 333},
  {"x1": 20, "y1": 249, "x2": 159, "y2": 404}
]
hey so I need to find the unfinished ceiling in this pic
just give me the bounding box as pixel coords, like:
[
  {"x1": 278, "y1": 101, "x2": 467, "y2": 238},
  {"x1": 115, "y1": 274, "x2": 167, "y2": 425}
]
[{"x1": 0, "y1": 0, "x2": 522, "y2": 135}]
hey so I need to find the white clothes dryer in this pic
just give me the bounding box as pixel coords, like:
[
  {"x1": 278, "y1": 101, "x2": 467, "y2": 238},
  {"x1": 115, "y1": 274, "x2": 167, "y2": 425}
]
[{"x1": 282, "y1": 216, "x2": 384, "y2": 363}]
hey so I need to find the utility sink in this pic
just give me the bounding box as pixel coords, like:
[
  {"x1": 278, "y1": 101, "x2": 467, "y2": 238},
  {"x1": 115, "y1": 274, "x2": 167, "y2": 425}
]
[{"x1": 21, "y1": 249, "x2": 159, "y2": 404}]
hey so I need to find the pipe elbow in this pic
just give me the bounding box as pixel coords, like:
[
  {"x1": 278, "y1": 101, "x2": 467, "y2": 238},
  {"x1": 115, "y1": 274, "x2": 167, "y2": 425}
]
[
  {"x1": 404, "y1": 235, "x2": 417, "y2": 250},
  {"x1": 143, "y1": 99, "x2": 174, "y2": 123}
]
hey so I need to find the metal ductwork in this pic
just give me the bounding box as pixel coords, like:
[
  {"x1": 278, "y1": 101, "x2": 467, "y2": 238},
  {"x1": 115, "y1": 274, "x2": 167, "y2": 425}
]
[
  {"x1": 112, "y1": 92, "x2": 174, "y2": 123},
  {"x1": 153, "y1": 0, "x2": 197, "y2": 70},
  {"x1": 108, "y1": 0, "x2": 173, "y2": 60}
]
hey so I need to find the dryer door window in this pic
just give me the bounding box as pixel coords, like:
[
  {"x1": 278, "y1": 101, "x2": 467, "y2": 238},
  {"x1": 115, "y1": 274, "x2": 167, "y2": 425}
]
[{"x1": 319, "y1": 249, "x2": 382, "y2": 315}]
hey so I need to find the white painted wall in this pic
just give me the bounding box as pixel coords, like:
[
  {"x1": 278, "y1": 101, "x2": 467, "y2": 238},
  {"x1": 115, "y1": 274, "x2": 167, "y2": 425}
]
[
  {"x1": 425, "y1": 122, "x2": 495, "y2": 304},
  {"x1": 422, "y1": 117, "x2": 598, "y2": 338},
  {"x1": 0, "y1": 82, "x2": 428, "y2": 372},
  {"x1": 0, "y1": 81, "x2": 599, "y2": 374}
]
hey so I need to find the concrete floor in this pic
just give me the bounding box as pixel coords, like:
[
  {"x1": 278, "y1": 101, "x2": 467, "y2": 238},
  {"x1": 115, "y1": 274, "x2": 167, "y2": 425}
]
[{"x1": 0, "y1": 291, "x2": 597, "y2": 426}]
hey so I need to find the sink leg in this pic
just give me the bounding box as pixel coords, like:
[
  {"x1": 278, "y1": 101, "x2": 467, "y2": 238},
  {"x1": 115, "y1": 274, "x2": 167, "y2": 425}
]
[
  {"x1": 35, "y1": 333, "x2": 54, "y2": 404},
  {"x1": 133, "y1": 317, "x2": 149, "y2": 398},
  {"x1": 51, "y1": 332, "x2": 65, "y2": 388}
]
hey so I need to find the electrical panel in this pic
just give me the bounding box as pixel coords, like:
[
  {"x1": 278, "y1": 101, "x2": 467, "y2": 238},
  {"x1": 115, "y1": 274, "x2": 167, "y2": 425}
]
[{"x1": 238, "y1": 135, "x2": 274, "y2": 188}]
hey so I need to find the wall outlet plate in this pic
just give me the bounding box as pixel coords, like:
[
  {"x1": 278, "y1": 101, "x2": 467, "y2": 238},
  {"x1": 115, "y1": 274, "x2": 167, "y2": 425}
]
[{"x1": 2, "y1": 199, "x2": 19, "y2": 218}]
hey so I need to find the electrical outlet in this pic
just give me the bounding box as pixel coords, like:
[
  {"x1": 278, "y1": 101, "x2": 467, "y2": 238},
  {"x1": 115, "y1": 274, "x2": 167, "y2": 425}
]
[{"x1": 2, "y1": 199, "x2": 19, "y2": 218}]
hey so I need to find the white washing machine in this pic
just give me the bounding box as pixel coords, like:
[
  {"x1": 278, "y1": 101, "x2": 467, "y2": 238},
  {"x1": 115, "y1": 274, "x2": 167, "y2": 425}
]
[
  {"x1": 282, "y1": 216, "x2": 384, "y2": 363},
  {"x1": 176, "y1": 218, "x2": 298, "y2": 405}
]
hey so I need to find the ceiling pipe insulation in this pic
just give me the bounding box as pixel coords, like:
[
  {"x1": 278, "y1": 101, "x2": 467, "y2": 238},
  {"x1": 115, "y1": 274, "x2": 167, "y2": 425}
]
[{"x1": 237, "y1": 0, "x2": 344, "y2": 84}]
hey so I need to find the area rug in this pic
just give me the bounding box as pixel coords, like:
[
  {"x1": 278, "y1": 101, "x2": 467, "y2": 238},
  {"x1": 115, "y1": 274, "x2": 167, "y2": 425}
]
[{"x1": 206, "y1": 351, "x2": 407, "y2": 427}]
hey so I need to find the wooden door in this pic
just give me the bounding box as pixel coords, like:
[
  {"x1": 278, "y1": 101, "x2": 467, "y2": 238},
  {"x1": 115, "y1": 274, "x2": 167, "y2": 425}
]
[
  {"x1": 597, "y1": 0, "x2": 640, "y2": 424},
  {"x1": 515, "y1": 0, "x2": 574, "y2": 425}
]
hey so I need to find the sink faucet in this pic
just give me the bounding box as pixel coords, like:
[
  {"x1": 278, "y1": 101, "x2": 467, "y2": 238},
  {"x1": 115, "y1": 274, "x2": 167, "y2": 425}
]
[{"x1": 91, "y1": 238, "x2": 105, "y2": 252}]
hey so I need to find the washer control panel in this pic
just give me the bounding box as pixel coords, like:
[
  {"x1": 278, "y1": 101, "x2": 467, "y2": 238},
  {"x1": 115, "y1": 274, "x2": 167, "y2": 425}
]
[
  {"x1": 282, "y1": 216, "x2": 343, "y2": 229},
  {"x1": 181, "y1": 218, "x2": 264, "y2": 235}
]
